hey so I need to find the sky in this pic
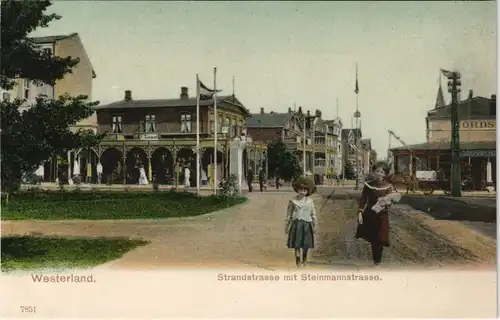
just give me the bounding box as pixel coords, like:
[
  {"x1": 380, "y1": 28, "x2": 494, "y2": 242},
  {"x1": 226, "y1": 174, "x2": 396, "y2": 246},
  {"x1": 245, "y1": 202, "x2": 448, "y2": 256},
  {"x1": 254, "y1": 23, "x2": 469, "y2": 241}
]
[{"x1": 31, "y1": 1, "x2": 497, "y2": 157}]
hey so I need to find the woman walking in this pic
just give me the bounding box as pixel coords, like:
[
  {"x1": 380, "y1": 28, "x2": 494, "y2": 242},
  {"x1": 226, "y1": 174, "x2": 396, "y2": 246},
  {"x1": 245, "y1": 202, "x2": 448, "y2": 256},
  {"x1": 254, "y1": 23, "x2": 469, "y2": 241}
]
[
  {"x1": 285, "y1": 176, "x2": 317, "y2": 267},
  {"x1": 355, "y1": 161, "x2": 400, "y2": 266}
]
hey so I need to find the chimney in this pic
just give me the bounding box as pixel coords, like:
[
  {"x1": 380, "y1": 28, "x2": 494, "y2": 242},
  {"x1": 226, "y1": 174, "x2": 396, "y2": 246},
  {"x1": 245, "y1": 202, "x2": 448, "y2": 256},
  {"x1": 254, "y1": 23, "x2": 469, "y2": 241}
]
[
  {"x1": 307, "y1": 110, "x2": 310, "y2": 117},
  {"x1": 490, "y1": 94, "x2": 496, "y2": 116},
  {"x1": 260, "y1": 107, "x2": 264, "y2": 114},
  {"x1": 298, "y1": 106, "x2": 303, "y2": 114},
  {"x1": 315, "y1": 109, "x2": 322, "y2": 118},
  {"x1": 180, "y1": 87, "x2": 188, "y2": 99},
  {"x1": 124, "y1": 90, "x2": 132, "y2": 101},
  {"x1": 288, "y1": 107, "x2": 292, "y2": 113},
  {"x1": 468, "y1": 89, "x2": 473, "y2": 100}
]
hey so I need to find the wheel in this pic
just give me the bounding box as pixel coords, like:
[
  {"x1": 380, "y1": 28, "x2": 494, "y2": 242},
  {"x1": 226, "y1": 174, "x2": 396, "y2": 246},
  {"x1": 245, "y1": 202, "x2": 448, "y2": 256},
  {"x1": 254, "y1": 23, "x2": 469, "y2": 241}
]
[{"x1": 423, "y1": 188, "x2": 435, "y2": 195}]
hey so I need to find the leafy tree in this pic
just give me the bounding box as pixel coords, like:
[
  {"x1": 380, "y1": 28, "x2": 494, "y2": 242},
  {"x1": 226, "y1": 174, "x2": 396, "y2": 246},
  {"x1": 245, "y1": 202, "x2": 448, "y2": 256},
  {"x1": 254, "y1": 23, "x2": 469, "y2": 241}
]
[
  {"x1": 1, "y1": 0, "x2": 79, "y2": 90},
  {"x1": 344, "y1": 161, "x2": 356, "y2": 179},
  {"x1": 1, "y1": 0, "x2": 103, "y2": 192},
  {"x1": 267, "y1": 141, "x2": 302, "y2": 182}
]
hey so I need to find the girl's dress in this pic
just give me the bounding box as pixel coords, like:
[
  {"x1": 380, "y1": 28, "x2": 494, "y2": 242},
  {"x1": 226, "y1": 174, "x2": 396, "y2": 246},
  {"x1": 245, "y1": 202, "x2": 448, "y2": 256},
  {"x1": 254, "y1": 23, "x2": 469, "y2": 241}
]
[
  {"x1": 285, "y1": 196, "x2": 317, "y2": 249},
  {"x1": 138, "y1": 168, "x2": 149, "y2": 185},
  {"x1": 184, "y1": 168, "x2": 191, "y2": 188},
  {"x1": 355, "y1": 178, "x2": 393, "y2": 246}
]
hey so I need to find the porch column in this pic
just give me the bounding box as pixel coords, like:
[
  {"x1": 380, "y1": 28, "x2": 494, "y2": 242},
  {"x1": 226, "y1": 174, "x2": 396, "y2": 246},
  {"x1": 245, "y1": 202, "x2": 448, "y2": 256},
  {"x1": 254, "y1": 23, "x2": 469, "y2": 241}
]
[
  {"x1": 67, "y1": 150, "x2": 73, "y2": 185},
  {"x1": 147, "y1": 149, "x2": 152, "y2": 182},
  {"x1": 122, "y1": 146, "x2": 127, "y2": 185}
]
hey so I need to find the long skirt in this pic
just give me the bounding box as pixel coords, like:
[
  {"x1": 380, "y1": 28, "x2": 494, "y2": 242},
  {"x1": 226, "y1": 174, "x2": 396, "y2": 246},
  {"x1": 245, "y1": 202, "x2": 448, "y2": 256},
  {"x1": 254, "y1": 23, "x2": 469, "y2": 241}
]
[
  {"x1": 287, "y1": 219, "x2": 315, "y2": 249},
  {"x1": 355, "y1": 208, "x2": 390, "y2": 246}
]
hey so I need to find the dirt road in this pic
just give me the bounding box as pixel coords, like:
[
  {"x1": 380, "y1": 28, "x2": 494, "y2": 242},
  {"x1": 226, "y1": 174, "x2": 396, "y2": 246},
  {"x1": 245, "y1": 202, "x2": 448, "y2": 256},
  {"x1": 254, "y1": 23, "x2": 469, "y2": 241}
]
[{"x1": 2, "y1": 189, "x2": 496, "y2": 270}]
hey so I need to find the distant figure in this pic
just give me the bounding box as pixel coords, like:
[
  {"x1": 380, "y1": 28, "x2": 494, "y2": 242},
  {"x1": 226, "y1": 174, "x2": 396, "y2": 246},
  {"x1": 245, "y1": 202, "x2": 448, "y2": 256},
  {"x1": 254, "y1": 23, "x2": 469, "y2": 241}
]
[
  {"x1": 247, "y1": 165, "x2": 254, "y2": 192},
  {"x1": 201, "y1": 168, "x2": 208, "y2": 186},
  {"x1": 275, "y1": 167, "x2": 281, "y2": 190},
  {"x1": 184, "y1": 166, "x2": 191, "y2": 190},
  {"x1": 97, "y1": 162, "x2": 103, "y2": 184},
  {"x1": 138, "y1": 165, "x2": 148, "y2": 185},
  {"x1": 258, "y1": 166, "x2": 266, "y2": 192}
]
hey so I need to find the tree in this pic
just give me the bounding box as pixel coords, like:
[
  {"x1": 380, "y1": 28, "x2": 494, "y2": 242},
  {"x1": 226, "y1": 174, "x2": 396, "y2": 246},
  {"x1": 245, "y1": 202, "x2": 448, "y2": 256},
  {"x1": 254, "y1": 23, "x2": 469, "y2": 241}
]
[
  {"x1": 0, "y1": 0, "x2": 103, "y2": 192},
  {"x1": 1, "y1": 0, "x2": 79, "y2": 90},
  {"x1": 344, "y1": 161, "x2": 356, "y2": 179},
  {"x1": 267, "y1": 141, "x2": 302, "y2": 182}
]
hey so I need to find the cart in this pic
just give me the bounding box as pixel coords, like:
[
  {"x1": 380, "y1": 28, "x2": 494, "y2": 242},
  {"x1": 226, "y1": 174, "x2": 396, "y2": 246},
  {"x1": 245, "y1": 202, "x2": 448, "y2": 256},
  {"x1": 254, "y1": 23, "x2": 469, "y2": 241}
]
[{"x1": 416, "y1": 170, "x2": 451, "y2": 196}]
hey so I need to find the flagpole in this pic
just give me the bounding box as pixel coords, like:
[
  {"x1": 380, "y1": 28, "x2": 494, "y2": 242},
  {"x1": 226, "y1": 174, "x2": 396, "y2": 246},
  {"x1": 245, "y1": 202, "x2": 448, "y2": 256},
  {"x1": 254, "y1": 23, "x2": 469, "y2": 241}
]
[
  {"x1": 196, "y1": 74, "x2": 201, "y2": 196},
  {"x1": 213, "y1": 67, "x2": 218, "y2": 195}
]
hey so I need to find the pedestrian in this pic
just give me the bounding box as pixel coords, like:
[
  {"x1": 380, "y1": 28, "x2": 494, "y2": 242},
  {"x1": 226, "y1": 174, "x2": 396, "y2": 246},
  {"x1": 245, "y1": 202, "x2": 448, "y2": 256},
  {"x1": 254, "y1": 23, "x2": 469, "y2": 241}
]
[
  {"x1": 275, "y1": 167, "x2": 280, "y2": 190},
  {"x1": 258, "y1": 166, "x2": 266, "y2": 192},
  {"x1": 355, "y1": 161, "x2": 400, "y2": 266},
  {"x1": 138, "y1": 164, "x2": 149, "y2": 185},
  {"x1": 184, "y1": 165, "x2": 191, "y2": 190},
  {"x1": 285, "y1": 176, "x2": 318, "y2": 267},
  {"x1": 247, "y1": 165, "x2": 253, "y2": 192}
]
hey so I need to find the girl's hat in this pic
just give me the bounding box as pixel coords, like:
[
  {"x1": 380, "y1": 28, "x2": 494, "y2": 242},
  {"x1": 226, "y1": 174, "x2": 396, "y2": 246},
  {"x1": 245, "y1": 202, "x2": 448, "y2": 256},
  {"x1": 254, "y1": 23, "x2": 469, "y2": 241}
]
[{"x1": 292, "y1": 176, "x2": 317, "y2": 195}]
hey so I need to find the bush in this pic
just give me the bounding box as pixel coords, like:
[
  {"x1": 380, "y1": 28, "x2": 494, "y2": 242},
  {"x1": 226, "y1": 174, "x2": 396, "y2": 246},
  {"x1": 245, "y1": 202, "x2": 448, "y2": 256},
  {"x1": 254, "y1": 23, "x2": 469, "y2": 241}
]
[{"x1": 218, "y1": 174, "x2": 239, "y2": 198}]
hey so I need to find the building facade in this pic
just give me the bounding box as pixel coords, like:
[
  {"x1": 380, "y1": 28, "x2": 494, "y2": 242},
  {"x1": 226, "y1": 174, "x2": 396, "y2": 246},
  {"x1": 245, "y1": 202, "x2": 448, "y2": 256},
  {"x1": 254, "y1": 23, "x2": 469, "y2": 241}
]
[
  {"x1": 85, "y1": 88, "x2": 266, "y2": 186},
  {"x1": 391, "y1": 86, "x2": 496, "y2": 190},
  {"x1": 2, "y1": 33, "x2": 97, "y2": 131},
  {"x1": 341, "y1": 128, "x2": 363, "y2": 178}
]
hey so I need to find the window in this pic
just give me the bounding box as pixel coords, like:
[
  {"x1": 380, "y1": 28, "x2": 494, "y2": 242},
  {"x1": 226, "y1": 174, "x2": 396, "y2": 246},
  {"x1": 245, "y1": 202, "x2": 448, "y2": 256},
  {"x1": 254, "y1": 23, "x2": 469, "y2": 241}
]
[
  {"x1": 225, "y1": 117, "x2": 230, "y2": 134},
  {"x1": 218, "y1": 115, "x2": 223, "y2": 133},
  {"x1": 232, "y1": 118, "x2": 237, "y2": 137},
  {"x1": 23, "y1": 80, "x2": 30, "y2": 99},
  {"x1": 181, "y1": 113, "x2": 192, "y2": 133},
  {"x1": 112, "y1": 116, "x2": 123, "y2": 133},
  {"x1": 238, "y1": 120, "x2": 243, "y2": 135},
  {"x1": 43, "y1": 48, "x2": 52, "y2": 56},
  {"x1": 145, "y1": 114, "x2": 156, "y2": 132},
  {"x1": 210, "y1": 121, "x2": 215, "y2": 133},
  {"x1": 2, "y1": 92, "x2": 11, "y2": 102}
]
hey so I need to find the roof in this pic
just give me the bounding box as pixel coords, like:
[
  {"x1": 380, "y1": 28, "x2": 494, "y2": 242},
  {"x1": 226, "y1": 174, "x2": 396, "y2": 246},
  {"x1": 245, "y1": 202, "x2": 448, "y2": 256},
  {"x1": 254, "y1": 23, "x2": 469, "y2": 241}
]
[
  {"x1": 29, "y1": 33, "x2": 96, "y2": 79},
  {"x1": 246, "y1": 112, "x2": 291, "y2": 128},
  {"x1": 341, "y1": 128, "x2": 362, "y2": 141},
  {"x1": 390, "y1": 141, "x2": 496, "y2": 152},
  {"x1": 96, "y1": 95, "x2": 251, "y2": 115},
  {"x1": 427, "y1": 96, "x2": 493, "y2": 118},
  {"x1": 361, "y1": 138, "x2": 372, "y2": 149}
]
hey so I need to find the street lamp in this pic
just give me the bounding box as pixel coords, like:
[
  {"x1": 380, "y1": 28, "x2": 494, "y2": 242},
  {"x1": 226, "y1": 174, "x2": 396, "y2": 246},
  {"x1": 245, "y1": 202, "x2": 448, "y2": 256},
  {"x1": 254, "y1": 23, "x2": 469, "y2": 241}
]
[{"x1": 442, "y1": 69, "x2": 462, "y2": 197}]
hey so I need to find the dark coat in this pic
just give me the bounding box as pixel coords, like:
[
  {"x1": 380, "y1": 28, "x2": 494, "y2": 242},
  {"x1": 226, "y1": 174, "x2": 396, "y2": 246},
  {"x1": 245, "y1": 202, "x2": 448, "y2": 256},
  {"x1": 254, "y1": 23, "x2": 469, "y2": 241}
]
[{"x1": 355, "y1": 180, "x2": 393, "y2": 246}]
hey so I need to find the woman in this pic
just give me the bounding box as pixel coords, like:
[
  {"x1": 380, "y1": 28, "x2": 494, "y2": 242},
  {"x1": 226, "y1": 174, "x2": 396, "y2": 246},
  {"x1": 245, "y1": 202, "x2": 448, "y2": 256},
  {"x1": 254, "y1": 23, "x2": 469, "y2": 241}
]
[
  {"x1": 355, "y1": 161, "x2": 399, "y2": 266},
  {"x1": 138, "y1": 165, "x2": 149, "y2": 185}
]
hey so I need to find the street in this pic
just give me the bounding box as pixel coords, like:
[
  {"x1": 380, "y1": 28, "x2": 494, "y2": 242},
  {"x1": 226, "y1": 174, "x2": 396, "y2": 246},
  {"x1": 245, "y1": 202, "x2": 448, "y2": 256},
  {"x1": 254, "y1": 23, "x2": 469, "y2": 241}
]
[{"x1": 2, "y1": 188, "x2": 496, "y2": 270}]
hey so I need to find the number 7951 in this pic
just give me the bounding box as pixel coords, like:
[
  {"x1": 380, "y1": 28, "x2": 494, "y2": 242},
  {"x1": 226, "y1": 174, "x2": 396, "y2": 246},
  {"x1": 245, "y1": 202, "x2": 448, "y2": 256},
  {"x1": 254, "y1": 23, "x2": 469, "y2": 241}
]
[{"x1": 20, "y1": 306, "x2": 36, "y2": 313}]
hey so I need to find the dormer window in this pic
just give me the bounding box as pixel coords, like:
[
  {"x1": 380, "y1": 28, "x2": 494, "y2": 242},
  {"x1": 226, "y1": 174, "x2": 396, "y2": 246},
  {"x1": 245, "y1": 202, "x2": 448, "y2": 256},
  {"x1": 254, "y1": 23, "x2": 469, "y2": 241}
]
[
  {"x1": 180, "y1": 113, "x2": 192, "y2": 133},
  {"x1": 145, "y1": 114, "x2": 156, "y2": 132},
  {"x1": 112, "y1": 115, "x2": 123, "y2": 133}
]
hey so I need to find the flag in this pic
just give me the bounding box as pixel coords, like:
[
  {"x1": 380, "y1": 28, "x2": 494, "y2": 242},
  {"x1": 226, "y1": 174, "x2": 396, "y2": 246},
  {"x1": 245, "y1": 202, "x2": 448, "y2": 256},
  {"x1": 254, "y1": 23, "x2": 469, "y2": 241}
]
[
  {"x1": 354, "y1": 63, "x2": 359, "y2": 94},
  {"x1": 199, "y1": 80, "x2": 221, "y2": 100}
]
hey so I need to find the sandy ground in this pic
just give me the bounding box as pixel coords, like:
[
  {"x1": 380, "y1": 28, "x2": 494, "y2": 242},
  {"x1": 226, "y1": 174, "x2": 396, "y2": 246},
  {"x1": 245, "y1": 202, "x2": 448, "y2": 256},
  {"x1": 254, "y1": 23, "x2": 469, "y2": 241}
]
[{"x1": 1, "y1": 189, "x2": 496, "y2": 271}]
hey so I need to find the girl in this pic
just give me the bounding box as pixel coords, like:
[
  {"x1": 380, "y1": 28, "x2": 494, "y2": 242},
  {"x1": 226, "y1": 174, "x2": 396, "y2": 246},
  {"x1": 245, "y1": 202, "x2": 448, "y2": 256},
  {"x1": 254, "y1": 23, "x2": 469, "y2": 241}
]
[
  {"x1": 355, "y1": 161, "x2": 400, "y2": 266},
  {"x1": 285, "y1": 176, "x2": 318, "y2": 267}
]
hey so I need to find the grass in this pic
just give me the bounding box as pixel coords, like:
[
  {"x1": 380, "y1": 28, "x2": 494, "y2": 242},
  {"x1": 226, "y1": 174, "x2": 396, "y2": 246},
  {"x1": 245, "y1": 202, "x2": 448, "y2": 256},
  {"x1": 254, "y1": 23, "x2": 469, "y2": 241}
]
[
  {"x1": 1, "y1": 236, "x2": 149, "y2": 272},
  {"x1": 1, "y1": 191, "x2": 248, "y2": 220}
]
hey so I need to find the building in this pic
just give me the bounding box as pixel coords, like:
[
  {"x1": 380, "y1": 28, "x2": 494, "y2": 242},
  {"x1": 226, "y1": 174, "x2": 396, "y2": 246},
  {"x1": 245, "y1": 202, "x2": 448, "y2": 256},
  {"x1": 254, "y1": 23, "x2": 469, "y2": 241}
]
[
  {"x1": 2, "y1": 33, "x2": 97, "y2": 132},
  {"x1": 361, "y1": 138, "x2": 372, "y2": 174},
  {"x1": 341, "y1": 128, "x2": 363, "y2": 178},
  {"x1": 246, "y1": 106, "x2": 335, "y2": 181},
  {"x1": 1, "y1": 33, "x2": 98, "y2": 183},
  {"x1": 86, "y1": 88, "x2": 266, "y2": 186},
  {"x1": 390, "y1": 84, "x2": 496, "y2": 190},
  {"x1": 323, "y1": 118, "x2": 343, "y2": 176}
]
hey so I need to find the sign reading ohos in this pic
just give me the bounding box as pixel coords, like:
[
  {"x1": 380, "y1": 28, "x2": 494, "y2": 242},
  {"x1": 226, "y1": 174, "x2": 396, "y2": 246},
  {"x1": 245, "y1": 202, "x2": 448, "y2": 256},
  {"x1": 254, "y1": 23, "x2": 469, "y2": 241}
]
[{"x1": 461, "y1": 120, "x2": 495, "y2": 129}]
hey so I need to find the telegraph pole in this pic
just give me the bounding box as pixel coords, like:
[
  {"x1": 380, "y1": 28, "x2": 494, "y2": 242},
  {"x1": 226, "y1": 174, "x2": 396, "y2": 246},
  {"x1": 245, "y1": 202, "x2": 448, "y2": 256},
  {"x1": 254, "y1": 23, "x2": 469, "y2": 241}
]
[{"x1": 442, "y1": 69, "x2": 462, "y2": 197}]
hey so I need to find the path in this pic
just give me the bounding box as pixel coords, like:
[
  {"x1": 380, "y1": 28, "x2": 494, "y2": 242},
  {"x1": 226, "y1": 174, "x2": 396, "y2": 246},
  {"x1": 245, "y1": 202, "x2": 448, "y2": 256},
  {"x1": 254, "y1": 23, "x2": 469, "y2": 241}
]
[{"x1": 2, "y1": 188, "x2": 496, "y2": 270}]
